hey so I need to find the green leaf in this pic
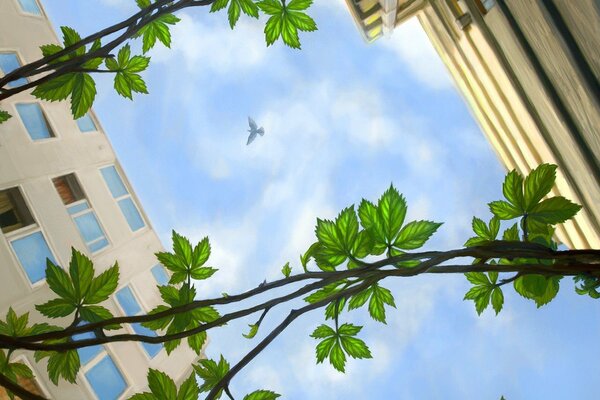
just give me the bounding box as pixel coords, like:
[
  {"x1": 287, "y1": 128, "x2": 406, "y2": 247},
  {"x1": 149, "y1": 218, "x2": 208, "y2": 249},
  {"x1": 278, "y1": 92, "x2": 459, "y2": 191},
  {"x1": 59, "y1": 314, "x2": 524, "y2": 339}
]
[
  {"x1": 69, "y1": 249, "x2": 94, "y2": 301},
  {"x1": 187, "y1": 331, "x2": 208, "y2": 355},
  {"x1": 528, "y1": 197, "x2": 582, "y2": 224},
  {"x1": 172, "y1": 231, "x2": 193, "y2": 267},
  {"x1": 329, "y1": 342, "x2": 346, "y2": 372},
  {"x1": 304, "y1": 280, "x2": 345, "y2": 304},
  {"x1": 192, "y1": 237, "x2": 211, "y2": 268},
  {"x1": 36, "y1": 298, "x2": 76, "y2": 318},
  {"x1": 194, "y1": 355, "x2": 230, "y2": 397},
  {"x1": 377, "y1": 185, "x2": 407, "y2": 243},
  {"x1": 40, "y1": 43, "x2": 68, "y2": 63},
  {"x1": 340, "y1": 336, "x2": 372, "y2": 359},
  {"x1": 281, "y1": 15, "x2": 301, "y2": 49},
  {"x1": 0, "y1": 109, "x2": 11, "y2": 124},
  {"x1": 243, "y1": 390, "x2": 281, "y2": 400},
  {"x1": 177, "y1": 372, "x2": 200, "y2": 400},
  {"x1": 190, "y1": 267, "x2": 217, "y2": 280},
  {"x1": 45, "y1": 260, "x2": 76, "y2": 302},
  {"x1": 10, "y1": 362, "x2": 34, "y2": 379},
  {"x1": 228, "y1": 0, "x2": 241, "y2": 28},
  {"x1": 31, "y1": 73, "x2": 76, "y2": 102},
  {"x1": 337, "y1": 323, "x2": 362, "y2": 336},
  {"x1": 465, "y1": 272, "x2": 490, "y2": 286},
  {"x1": 257, "y1": 0, "x2": 283, "y2": 14},
  {"x1": 263, "y1": 14, "x2": 283, "y2": 47},
  {"x1": 287, "y1": 0, "x2": 312, "y2": 10},
  {"x1": 136, "y1": 0, "x2": 151, "y2": 8},
  {"x1": 300, "y1": 242, "x2": 319, "y2": 271},
  {"x1": 137, "y1": 14, "x2": 180, "y2": 53},
  {"x1": 287, "y1": 10, "x2": 317, "y2": 32},
  {"x1": 129, "y1": 393, "x2": 156, "y2": 400},
  {"x1": 314, "y1": 337, "x2": 335, "y2": 363},
  {"x1": 348, "y1": 287, "x2": 371, "y2": 310},
  {"x1": 243, "y1": 324, "x2": 259, "y2": 339},
  {"x1": 157, "y1": 252, "x2": 187, "y2": 273},
  {"x1": 489, "y1": 200, "x2": 521, "y2": 220},
  {"x1": 239, "y1": 0, "x2": 259, "y2": 18},
  {"x1": 524, "y1": 164, "x2": 557, "y2": 210},
  {"x1": 310, "y1": 324, "x2": 335, "y2": 339},
  {"x1": 358, "y1": 199, "x2": 386, "y2": 250},
  {"x1": 335, "y1": 206, "x2": 359, "y2": 252},
  {"x1": 114, "y1": 71, "x2": 148, "y2": 99},
  {"x1": 61, "y1": 26, "x2": 84, "y2": 56},
  {"x1": 79, "y1": 305, "x2": 117, "y2": 328},
  {"x1": 464, "y1": 236, "x2": 489, "y2": 247},
  {"x1": 141, "y1": 305, "x2": 172, "y2": 331},
  {"x1": 70, "y1": 73, "x2": 96, "y2": 118},
  {"x1": 324, "y1": 297, "x2": 346, "y2": 320},
  {"x1": 148, "y1": 369, "x2": 177, "y2": 400},
  {"x1": 368, "y1": 284, "x2": 395, "y2": 323},
  {"x1": 491, "y1": 288, "x2": 504, "y2": 314},
  {"x1": 126, "y1": 55, "x2": 150, "y2": 73},
  {"x1": 502, "y1": 223, "x2": 520, "y2": 241},
  {"x1": 464, "y1": 285, "x2": 492, "y2": 315},
  {"x1": 46, "y1": 348, "x2": 80, "y2": 384},
  {"x1": 472, "y1": 217, "x2": 488, "y2": 238},
  {"x1": 316, "y1": 218, "x2": 344, "y2": 254},
  {"x1": 85, "y1": 263, "x2": 119, "y2": 304},
  {"x1": 502, "y1": 170, "x2": 525, "y2": 211},
  {"x1": 281, "y1": 262, "x2": 291, "y2": 278},
  {"x1": 514, "y1": 275, "x2": 560, "y2": 307},
  {"x1": 393, "y1": 220, "x2": 442, "y2": 250},
  {"x1": 211, "y1": 0, "x2": 230, "y2": 12}
]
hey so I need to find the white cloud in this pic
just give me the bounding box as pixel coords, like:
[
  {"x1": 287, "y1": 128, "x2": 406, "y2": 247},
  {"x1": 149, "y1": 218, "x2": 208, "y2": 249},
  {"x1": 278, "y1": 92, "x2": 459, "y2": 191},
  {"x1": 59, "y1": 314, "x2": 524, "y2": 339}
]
[
  {"x1": 151, "y1": 13, "x2": 268, "y2": 75},
  {"x1": 376, "y1": 18, "x2": 453, "y2": 90}
]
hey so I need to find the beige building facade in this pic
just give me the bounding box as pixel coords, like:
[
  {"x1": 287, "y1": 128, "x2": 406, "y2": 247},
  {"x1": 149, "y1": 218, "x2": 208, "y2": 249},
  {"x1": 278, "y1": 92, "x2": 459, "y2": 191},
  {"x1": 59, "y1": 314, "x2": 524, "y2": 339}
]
[
  {"x1": 345, "y1": 0, "x2": 600, "y2": 249},
  {"x1": 0, "y1": 0, "x2": 198, "y2": 398}
]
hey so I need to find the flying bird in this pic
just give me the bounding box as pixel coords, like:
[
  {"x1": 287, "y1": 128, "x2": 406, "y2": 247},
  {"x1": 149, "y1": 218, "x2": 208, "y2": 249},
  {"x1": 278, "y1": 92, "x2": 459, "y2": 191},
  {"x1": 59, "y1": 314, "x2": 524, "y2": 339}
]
[{"x1": 246, "y1": 117, "x2": 265, "y2": 145}]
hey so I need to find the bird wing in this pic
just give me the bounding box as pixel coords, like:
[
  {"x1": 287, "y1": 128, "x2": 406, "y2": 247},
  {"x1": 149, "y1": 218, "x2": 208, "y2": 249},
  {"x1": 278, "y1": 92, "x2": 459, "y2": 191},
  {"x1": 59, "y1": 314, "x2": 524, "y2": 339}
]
[
  {"x1": 257, "y1": 127, "x2": 265, "y2": 136},
  {"x1": 248, "y1": 117, "x2": 257, "y2": 130},
  {"x1": 247, "y1": 131, "x2": 257, "y2": 145}
]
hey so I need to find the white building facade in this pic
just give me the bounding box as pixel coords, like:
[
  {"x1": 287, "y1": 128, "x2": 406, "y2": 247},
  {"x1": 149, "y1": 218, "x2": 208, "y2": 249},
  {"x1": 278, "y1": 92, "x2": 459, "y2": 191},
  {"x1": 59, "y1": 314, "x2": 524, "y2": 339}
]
[{"x1": 0, "y1": 0, "x2": 198, "y2": 398}]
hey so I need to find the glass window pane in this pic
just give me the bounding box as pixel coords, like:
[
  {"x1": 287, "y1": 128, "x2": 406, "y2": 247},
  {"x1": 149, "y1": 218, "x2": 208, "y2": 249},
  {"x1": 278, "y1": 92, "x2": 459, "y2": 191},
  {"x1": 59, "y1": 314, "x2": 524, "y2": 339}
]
[
  {"x1": 132, "y1": 323, "x2": 162, "y2": 358},
  {"x1": 88, "y1": 238, "x2": 109, "y2": 253},
  {"x1": 151, "y1": 265, "x2": 169, "y2": 286},
  {"x1": 116, "y1": 286, "x2": 141, "y2": 316},
  {"x1": 85, "y1": 355, "x2": 127, "y2": 400},
  {"x1": 72, "y1": 330, "x2": 102, "y2": 365},
  {"x1": 67, "y1": 201, "x2": 89, "y2": 215},
  {"x1": 11, "y1": 231, "x2": 55, "y2": 284},
  {"x1": 100, "y1": 166, "x2": 128, "y2": 198},
  {"x1": 17, "y1": 0, "x2": 42, "y2": 14},
  {"x1": 76, "y1": 113, "x2": 97, "y2": 132},
  {"x1": 15, "y1": 103, "x2": 53, "y2": 140},
  {"x1": 118, "y1": 198, "x2": 145, "y2": 231},
  {"x1": 74, "y1": 212, "x2": 105, "y2": 244},
  {"x1": 0, "y1": 53, "x2": 28, "y2": 88}
]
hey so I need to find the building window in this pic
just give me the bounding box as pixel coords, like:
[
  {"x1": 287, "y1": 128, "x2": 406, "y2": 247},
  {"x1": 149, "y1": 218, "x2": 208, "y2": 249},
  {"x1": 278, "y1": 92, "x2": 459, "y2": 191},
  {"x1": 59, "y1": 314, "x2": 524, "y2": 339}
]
[
  {"x1": 0, "y1": 357, "x2": 46, "y2": 398},
  {"x1": 76, "y1": 112, "x2": 98, "y2": 133},
  {"x1": 100, "y1": 166, "x2": 145, "y2": 232},
  {"x1": 474, "y1": 0, "x2": 496, "y2": 13},
  {"x1": 16, "y1": 0, "x2": 42, "y2": 15},
  {"x1": 53, "y1": 174, "x2": 109, "y2": 253},
  {"x1": 15, "y1": 103, "x2": 55, "y2": 140},
  {"x1": 1, "y1": 187, "x2": 55, "y2": 284},
  {"x1": 116, "y1": 285, "x2": 162, "y2": 358},
  {"x1": 0, "y1": 52, "x2": 28, "y2": 88},
  {"x1": 151, "y1": 264, "x2": 170, "y2": 286},
  {"x1": 72, "y1": 329, "x2": 128, "y2": 400}
]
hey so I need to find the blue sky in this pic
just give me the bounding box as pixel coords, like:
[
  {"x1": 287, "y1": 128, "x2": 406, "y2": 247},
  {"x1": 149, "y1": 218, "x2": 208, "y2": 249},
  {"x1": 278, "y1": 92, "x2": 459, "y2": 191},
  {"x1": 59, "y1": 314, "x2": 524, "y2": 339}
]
[{"x1": 42, "y1": 1, "x2": 600, "y2": 399}]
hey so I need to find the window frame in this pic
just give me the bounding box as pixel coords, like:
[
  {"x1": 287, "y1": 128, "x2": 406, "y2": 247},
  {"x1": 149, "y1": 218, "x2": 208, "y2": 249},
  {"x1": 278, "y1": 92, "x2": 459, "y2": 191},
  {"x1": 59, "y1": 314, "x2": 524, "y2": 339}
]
[
  {"x1": 114, "y1": 283, "x2": 164, "y2": 359},
  {"x1": 77, "y1": 347, "x2": 130, "y2": 400},
  {"x1": 52, "y1": 173, "x2": 111, "y2": 254},
  {"x1": 151, "y1": 264, "x2": 171, "y2": 286},
  {"x1": 99, "y1": 165, "x2": 147, "y2": 233},
  {"x1": 0, "y1": 50, "x2": 29, "y2": 88},
  {"x1": 13, "y1": 101, "x2": 58, "y2": 142},
  {"x1": 76, "y1": 111, "x2": 100, "y2": 133},
  {"x1": 13, "y1": 0, "x2": 45, "y2": 17},
  {"x1": 1, "y1": 185, "x2": 58, "y2": 288}
]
